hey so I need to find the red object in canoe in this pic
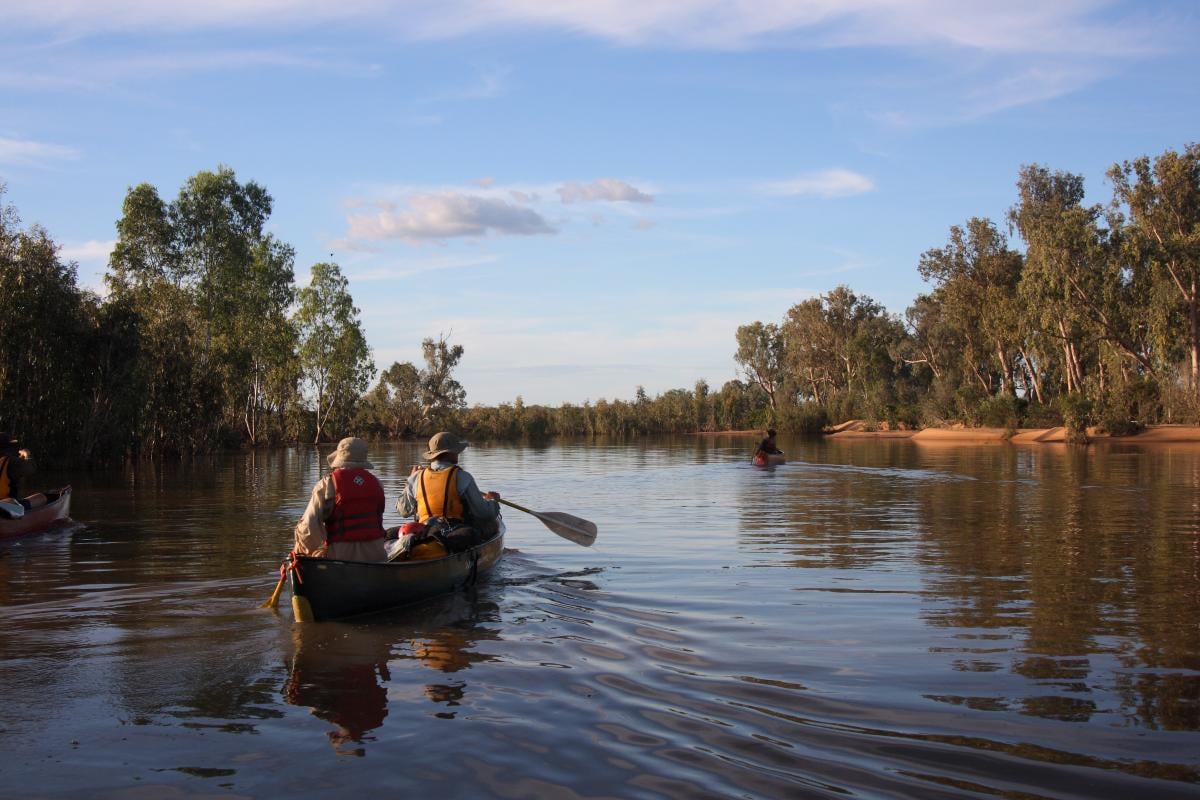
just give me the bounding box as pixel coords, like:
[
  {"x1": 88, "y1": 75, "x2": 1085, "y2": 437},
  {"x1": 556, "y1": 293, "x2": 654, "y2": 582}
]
[
  {"x1": 753, "y1": 452, "x2": 786, "y2": 467},
  {"x1": 0, "y1": 486, "x2": 72, "y2": 540}
]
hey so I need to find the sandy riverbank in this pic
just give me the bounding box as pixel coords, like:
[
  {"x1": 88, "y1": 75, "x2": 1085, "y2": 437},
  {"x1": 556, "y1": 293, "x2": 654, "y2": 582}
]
[{"x1": 824, "y1": 420, "x2": 1200, "y2": 445}]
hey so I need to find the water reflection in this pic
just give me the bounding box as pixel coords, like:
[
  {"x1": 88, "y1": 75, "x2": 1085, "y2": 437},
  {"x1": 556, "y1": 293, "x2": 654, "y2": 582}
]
[
  {"x1": 4, "y1": 438, "x2": 1199, "y2": 797},
  {"x1": 735, "y1": 439, "x2": 1200, "y2": 736},
  {"x1": 284, "y1": 623, "x2": 392, "y2": 754},
  {"x1": 282, "y1": 594, "x2": 501, "y2": 753}
]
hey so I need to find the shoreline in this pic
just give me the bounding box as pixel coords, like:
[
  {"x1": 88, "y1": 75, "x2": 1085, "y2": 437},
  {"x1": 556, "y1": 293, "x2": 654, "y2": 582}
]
[
  {"x1": 826, "y1": 421, "x2": 1200, "y2": 445},
  {"x1": 692, "y1": 423, "x2": 1200, "y2": 445}
]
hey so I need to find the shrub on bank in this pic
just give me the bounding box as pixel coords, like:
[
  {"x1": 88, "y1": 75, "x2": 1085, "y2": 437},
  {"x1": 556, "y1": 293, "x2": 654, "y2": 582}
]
[{"x1": 778, "y1": 402, "x2": 829, "y2": 435}]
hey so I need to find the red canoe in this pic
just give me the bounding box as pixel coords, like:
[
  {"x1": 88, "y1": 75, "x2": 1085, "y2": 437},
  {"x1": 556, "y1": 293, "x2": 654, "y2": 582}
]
[{"x1": 0, "y1": 486, "x2": 73, "y2": 540}]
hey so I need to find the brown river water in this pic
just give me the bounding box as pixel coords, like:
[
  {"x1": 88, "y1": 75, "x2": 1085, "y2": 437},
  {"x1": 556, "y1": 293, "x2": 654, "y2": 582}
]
[{"x1": 1, "y1": 436, "x2": 1198, "y2": 799}]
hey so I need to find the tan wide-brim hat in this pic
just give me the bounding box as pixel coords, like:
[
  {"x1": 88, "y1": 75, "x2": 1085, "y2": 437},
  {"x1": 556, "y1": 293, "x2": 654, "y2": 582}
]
[
  {"x1": 423, "y1": 431, "x2": 468, "y2": 461},
  {"x1": 328, "y1": 437, "x2": 374, "y2": 469}
]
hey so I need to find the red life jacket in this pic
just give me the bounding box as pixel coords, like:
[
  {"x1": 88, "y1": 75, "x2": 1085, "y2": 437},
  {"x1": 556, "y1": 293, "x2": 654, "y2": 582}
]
[{"x1": 325, "y1": 467, "x2": 385, "y2": 543}]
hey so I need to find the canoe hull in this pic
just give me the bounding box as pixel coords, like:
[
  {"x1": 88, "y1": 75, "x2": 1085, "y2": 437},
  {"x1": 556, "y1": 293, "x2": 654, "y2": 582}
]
[
  {"x1": 0, "y1": 486, "x2": 72, "y2": 540},
  {"x1": 290, "y1": 529, "x2": 504, "y2": 622},
  {"x1": 753, "y1": 453, "x2": 786, "y2": 467}
]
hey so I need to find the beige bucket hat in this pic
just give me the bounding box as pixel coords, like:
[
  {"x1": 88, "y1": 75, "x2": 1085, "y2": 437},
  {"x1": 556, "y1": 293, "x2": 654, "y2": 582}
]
[
  {"x1": 423, "y1": 431, "x2": 468, "y2": 461},
  {"x1": 327, "y1": 437, "x2": 374, "y2": 469}
]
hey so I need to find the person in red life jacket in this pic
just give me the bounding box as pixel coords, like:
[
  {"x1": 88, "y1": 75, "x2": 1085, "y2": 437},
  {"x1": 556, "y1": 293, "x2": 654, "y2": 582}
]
[
  {"x1": 755, "y1": 429, "x2": 782, "y2": 458},
  {"x1": 294, "y1": 437, "x2": 387, "y2": 561},
  {"x1": 397, "y1": 431, "x2": 501, "y2": 543}
]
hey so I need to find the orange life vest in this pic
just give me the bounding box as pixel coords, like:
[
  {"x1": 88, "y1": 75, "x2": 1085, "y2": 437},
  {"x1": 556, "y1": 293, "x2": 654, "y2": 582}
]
[
  {"x1": 415, "y1": 466, "x2": 464, "y2": 523},
  {"x1": 325, "y1": 467, "x2": 385, "y2": 543}
]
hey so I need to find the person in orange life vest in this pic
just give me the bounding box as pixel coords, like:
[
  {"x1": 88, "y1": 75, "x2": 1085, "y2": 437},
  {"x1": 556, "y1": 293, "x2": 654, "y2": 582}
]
[
  {"x1": 397, "y1": 431, "x2": 500, "y2": 537},
  {"x1": 0, "y1": 432, "x2": 36, "y2": 505},
  {"x1": 294, "y1": 437, "x2": 388, "y2": 561}
]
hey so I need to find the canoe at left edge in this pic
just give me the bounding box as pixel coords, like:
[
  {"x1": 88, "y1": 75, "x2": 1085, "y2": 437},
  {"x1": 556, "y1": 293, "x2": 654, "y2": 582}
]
[{"x1": 0, "y1": 486, "x2": 72, "y2": 540}]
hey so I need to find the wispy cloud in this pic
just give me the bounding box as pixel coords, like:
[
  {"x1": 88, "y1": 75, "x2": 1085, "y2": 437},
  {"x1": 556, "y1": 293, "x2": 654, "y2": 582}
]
[
  {"x1": 0, "y1": 135, "x2": 79, "y2": 165},
  {"x1": 759, "y1": 169, "x2": 875, "y2": 198},
  {"x1": 347, "y1": 192, "x2": 556, "y2": 243},
  {"x1": 59, "y1": 239, "x2": 115, "y2": 262},
  {"x1": 558, "y1": 178, "x2": 653, "y2": 204},
  {"x1": 5, "y1": 1, "x2": 1169, "y2": 57},
  {"x1": 349, "y1": 253, "x2": 499, "y2": 280}
]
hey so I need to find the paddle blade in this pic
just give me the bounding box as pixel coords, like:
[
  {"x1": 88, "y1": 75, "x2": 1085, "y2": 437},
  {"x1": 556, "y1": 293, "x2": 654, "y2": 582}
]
[
  {"x1": 536, "y1": 511, "x2": 597, "y2": 547},
  {"x1": 262, "y1": 575, "x2": 286, "y2": 608}
]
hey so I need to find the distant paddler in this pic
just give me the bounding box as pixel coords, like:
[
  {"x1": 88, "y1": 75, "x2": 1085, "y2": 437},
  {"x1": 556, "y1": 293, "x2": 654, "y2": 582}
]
[{"x1": 753, "y1": 429, "x2": 785, "y2": 467}]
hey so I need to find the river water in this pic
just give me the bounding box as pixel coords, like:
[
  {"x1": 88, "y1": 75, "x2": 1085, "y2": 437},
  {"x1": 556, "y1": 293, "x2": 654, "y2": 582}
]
[{"x1": 1, "y1": 436, "x2": 1198, "y2": 799}]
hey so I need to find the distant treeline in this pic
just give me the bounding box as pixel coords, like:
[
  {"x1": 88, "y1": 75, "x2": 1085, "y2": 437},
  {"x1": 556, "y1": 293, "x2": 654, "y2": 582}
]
[{"x1": 2, "y1": 144, "x2": 1197, "y2": 464}]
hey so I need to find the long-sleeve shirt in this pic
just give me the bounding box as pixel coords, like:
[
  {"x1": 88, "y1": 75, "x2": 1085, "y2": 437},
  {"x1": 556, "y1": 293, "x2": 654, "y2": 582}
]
[
  {"x1": 397, "y1": 460, "x2": 499, "y2": 524},
  {"x1": 294, "y1": 469, "x2": 387, "y2": 562}
]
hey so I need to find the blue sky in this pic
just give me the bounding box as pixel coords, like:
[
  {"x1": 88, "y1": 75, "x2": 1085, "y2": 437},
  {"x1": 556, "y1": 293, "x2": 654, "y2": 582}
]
[{"x1": 3, "y1": 1, "x2": 1197, "y2": 405}]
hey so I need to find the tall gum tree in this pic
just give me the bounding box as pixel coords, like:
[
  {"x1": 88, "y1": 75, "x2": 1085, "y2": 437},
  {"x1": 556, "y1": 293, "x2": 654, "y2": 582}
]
[
  {"x1": 1109, "y1": 144, "x2": 1200, "y2": 402},
  {"x1": 295, "y1": 262, "x2": 373, "y2": 443},
  {"x1": 918, "y1": 219, "x2": 1024, "y2": 397},
  {"x1": 734, "y1": 321, "x2": 784, "y2": 415}
]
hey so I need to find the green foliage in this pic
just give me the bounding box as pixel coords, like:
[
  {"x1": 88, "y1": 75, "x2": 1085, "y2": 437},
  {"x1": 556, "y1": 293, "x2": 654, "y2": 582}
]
[
  {"x1": 1020, "y1": 401, "x2": 1062, "y2": 429},
  {"x1": 977, "y1": 394, "x2": 1022, "y2": 431},
  {"x1": 1056, "y1": 394, "x2": 1094, "y2": 440},
  {"x1": 778, "y1": 402, "x2": 829, "y2": 435},
  {"x1": 9, "y1": 145, "x2": 1200, "y2": 462},
  {"x1": 420, "y1": 334, "x2": 467, "y2": 427},
  {"x1": 295, "y1": 262, "x2": 374, "y2": 443}
]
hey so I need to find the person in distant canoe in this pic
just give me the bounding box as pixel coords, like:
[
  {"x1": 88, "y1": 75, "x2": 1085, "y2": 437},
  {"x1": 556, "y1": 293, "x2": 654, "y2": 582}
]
[
  {"x1": 755, "y1": 429, "x2": 783, "y2": 459},
  {"x1": 294, "y1": 437, "x2": 388, "y2": 562},
  {"x1": 0, "y1": 432, "x2": 36, "y2": 503},
  {"x1": 398, "y1": 431, "x2": 501, "y2": 547}
]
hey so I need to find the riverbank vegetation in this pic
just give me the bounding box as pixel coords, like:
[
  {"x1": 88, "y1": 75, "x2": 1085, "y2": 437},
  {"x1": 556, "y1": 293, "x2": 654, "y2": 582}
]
[{"x1": 2, "y1": 144, "x2": 1197, "y2": 463}]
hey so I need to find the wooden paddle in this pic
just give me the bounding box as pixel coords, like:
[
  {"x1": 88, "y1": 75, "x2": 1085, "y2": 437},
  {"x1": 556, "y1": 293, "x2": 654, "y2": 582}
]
[
  {"x1": 496, "y1": 498, "x2": 597, "y2": 547},
  {"x1": 263, "y1": 572, "x2": 286, "y2": 609}
]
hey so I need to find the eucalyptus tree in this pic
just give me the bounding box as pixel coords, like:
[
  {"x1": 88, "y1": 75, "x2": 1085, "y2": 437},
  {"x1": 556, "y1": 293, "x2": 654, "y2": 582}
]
[
  {"x1": 1109, "y1": 144, "x2": 1200, "y2": 405},
  {"x1": 781, "y1": 298, "x2": 835, "y2": 405},
  {"x1": 1011, "y1": 165, "x2": 1155, "y2": 402},
  {"x1": 0, "y1": 185, "x2": 94, "y2": 457},
  {"x1": 918, "y1": 219, "x2": 1025, "y2": 398},
  {"x1": 734, "y1": 321, "x2": 785, "y2": 414},
  {"x1": 780, "y1": 286, "x2": 903, "y2": 420},
  {"x1": 295, "y1": 262, "x2": 374, "y2": 443},
  {"x1": 108, "y1": 168, "x2": 297, "y2": 449},
  {"x1": 357, "y1": 361, "x2": 423, "y2": 438},
  {"x1": 419, "y1": 334, "x2": 467, "y2": 426},
  {"x1": 172, "y1": 168, "x2": 295, "y2": 442}
]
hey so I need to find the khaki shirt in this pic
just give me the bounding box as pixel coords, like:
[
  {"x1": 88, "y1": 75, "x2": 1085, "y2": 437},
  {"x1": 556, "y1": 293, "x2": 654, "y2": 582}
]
[{"x1": 294, "y1": 468, "x2": 387, "y2": 562}]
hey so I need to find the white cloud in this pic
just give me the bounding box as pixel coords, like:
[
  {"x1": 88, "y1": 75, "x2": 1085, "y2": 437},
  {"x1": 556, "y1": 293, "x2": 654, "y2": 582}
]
[
  {"x1": 0, "y1": 136, "x2": 79, "y2": 165},
  {"x1": 4, "y1": 1, "x2": 1166, "y2": 58},
  {"x1": 760, "y1": 169, "x2": 875, "y2": 198},
  {"x1": 59, "y1": 239, "x2": 115, "y2": 262},
  {"x1": 346, "y1": 192, "x2": 556, "y2": 242},
  {"x1": 558, "y1": 178, "x2": 653, "y2": 204}
]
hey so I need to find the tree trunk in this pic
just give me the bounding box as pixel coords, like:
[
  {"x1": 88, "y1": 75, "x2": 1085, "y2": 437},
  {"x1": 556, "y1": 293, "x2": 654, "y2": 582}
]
[
  {"x1": 1020, "y1": 347, "x2": 1044, "y2": 404},
  {"x1": 996, "y1": 343, "x2": 1013, "y2": 395},
  {"x1": 1191, "y1": 275, "x2": 1199, "y2": 397}
]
